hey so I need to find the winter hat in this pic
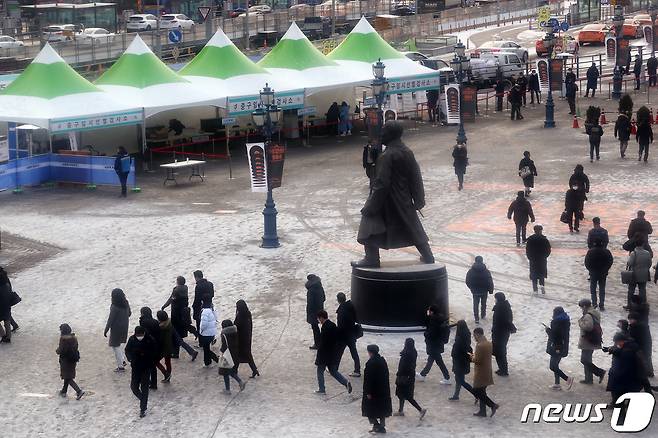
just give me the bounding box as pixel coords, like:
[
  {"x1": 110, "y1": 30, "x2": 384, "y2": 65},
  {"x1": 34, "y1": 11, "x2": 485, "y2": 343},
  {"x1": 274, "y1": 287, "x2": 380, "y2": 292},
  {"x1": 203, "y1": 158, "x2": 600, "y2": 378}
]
[
  {"x1": 367, "y1": 344, "x2": 380, "y2": 354},
  {"x1": 134, "y1": 326, "x2": 145, "y2": 335},
  {"x1": 156, "y1": 310, "x2": 168, "y2": 322},
  {"x1": 578, "y1": 298, "x2": 592, "y2": 308},
  {"x1": 494, "y1": 292, "x2": 505, "y2": 301},
  {"x1": 475, "y1": 256, "x2": 483, "y2": 263},
  {"x1": 59, "y1": 323, "x2": 72, "y2": 335}
]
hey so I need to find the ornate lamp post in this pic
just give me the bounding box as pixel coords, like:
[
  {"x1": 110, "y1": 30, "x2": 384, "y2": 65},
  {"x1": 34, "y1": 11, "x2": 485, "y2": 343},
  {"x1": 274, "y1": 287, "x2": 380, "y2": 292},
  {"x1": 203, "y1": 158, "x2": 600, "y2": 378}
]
[
  {"x1": 251, "y1": 83, "x2": 282, "y2": 248},
  {"x1": 451, "y1": 41, "x2": 471, "y2": 144},
  {"x1": 612, "y1": 5, "x2": 625, "y2": 100},
  {"x1": 543, "y1": 32, "x2": 556, "y2": 128},
  {"x1": 371, "y1": 58, "x2": 387, "y2": 144}
]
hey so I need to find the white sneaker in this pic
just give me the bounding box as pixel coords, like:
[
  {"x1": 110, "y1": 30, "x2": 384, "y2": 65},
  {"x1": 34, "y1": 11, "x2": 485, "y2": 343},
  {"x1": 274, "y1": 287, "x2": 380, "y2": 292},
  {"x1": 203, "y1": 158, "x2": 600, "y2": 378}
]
[
  {"x1": 416, "y1": 373, "x2": 425, "y2": 382},
  {"x1": 566, "y1": 376, "x2": 574, "y2": 390},
  {"x1": 439, "y1": 378, "x2": 451, "y2": 385},
  {"x1": 549, "y1": 384, "x2": 562, "y2": 391}
]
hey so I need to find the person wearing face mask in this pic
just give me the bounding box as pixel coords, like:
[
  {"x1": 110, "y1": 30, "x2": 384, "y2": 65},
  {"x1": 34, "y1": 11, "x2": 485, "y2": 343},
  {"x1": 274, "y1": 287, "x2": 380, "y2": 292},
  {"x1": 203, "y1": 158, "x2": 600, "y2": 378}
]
[{"x1": 125, "y1": 326, "x2": 158, "y2": 418}]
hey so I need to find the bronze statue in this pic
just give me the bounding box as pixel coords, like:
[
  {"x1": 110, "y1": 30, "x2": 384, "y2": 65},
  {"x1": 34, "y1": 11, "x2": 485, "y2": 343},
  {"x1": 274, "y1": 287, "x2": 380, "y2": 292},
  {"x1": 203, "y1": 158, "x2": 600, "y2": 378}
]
[{"x1": 351, "y1": 121, "x2": 435, "y2": 268}]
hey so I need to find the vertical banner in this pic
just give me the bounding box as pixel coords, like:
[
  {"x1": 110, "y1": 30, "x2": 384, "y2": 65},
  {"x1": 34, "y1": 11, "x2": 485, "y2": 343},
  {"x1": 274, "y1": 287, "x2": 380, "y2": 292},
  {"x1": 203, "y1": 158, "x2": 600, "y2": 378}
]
[
  {"x1": 246, "y1": 142, "x2": 268, "y2": 192},
  {"x1": 536, "y1": 59, "x2": 549, "y2": 93},
  {"x1": 267, "y1": 143, "x2": 286, "y2": 189},
  {"x1": 549, "y1": 59, "x2": 563, "y2": 92},
  {"x1": 461, "y1": 84, "x2": 478, "y2": 122},
  {"x1": 606, "y1": 36, "x2": 616, "y2": 61},
  {"x1": 0, "y1": 137, "x2": 8, "y2": 163},
  {"x1": 444, "y1": 84, "x2": 461, "y2": 125}
]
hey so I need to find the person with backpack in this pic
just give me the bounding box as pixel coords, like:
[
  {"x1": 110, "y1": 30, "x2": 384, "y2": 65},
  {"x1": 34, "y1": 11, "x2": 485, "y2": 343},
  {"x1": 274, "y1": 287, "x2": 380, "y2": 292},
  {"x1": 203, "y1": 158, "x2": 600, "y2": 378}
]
[
  {"x1": 586, "y1": 119, "x2": 604, "y2": 162},
  {"x1": 636, "y1": 118, "x2": 653, "y2": 162},
  {"x1": 614, "y1": 112, "x2": 632, "y2": 158},
  {"x1": 125, "y1": 325, "x2": 158, "y2": 418},
  {"x1": 507, "y1": 190, "x2": 535, "y2": 246},
  {"x1": 393, "y1": 338, "x2": 427, "y2": 419},
  {"x1": 418, "y1": 305, "x2": 451, "y2": 384},
  {"x1": 545, "y1": 307, "x2": 574, "y2": 390},
  {"x1": 577, "y1": 299, "x2": 606, "y2": 385},
  {"x1": 113, "y1": 146, "x2": 131, "y2": 198},
  {"x1": 449, "y1": 320, "x2": 475, "y2": 401},
  {"x1": 103, "y1": 288, "x2": 131, "y2": 372},
  {"x1": 56, "y1": 323, "x2": 85, "y2": 400},
  {"x1": 518, "y1": 151, "x2": 537, "y2": 197},
  {"x1": 585, "y1": 240, "x2": 614, "y2": 311},
  {"x1": 465, "y1": 256, "x2": 494, "y2": 323}
]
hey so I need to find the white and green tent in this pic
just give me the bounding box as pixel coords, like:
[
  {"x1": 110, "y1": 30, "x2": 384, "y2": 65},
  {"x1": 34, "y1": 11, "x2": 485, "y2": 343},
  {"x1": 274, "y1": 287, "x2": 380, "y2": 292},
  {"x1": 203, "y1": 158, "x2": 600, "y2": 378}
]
[
  {"x1": 0, "y1": 44, "x2": 140, "y2": 129},
  {"x1": 96, "y1": 35, "x2": 217, "y2": 117}
]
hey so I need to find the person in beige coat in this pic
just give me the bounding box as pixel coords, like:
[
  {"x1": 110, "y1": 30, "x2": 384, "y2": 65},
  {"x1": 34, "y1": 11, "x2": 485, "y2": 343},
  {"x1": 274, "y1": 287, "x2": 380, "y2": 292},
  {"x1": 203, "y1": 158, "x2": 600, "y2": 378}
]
[
  {"x1": 577, "y1": 299, "x2": 606, "y2": 385},
  {"x1": 469, "y1": 327, "x2": 499, "y2": 417}
]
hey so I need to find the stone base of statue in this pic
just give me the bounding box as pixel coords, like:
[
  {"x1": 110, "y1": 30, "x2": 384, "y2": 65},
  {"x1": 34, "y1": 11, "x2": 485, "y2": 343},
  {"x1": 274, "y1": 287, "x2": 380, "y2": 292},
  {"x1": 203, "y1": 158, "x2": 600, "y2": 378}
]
[{"x1": 351, "y1": 262, "x2": 448, "y2": 332}]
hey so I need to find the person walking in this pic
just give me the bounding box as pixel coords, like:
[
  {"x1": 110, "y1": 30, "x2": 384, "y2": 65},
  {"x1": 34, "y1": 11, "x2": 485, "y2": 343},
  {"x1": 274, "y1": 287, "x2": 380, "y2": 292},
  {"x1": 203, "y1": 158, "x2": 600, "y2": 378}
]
[
  {"x1": 518, "y1": 151, "x2": 537, "y2": 197},
  {"x1": 56, "y1": 323, "x2": 85, "y2": 400},
  {"x1": 628, "y1": 312, "x2": 654, "y2": 377},
  {"x1": 161, "y1": 276, "x2": 198, "y2": 361},
  {"x1": 125, "y1": 326, "x2": 158, "y2": 418},
  {"x1": 585, "y1": 63, "x2": 599, "y2": 97},
  {"x1": 218, "y1": 319, "x2": 246, "y2": 393},
  {"x1": 465, "y1": 256, "x2": 494, "y2": 323},
  {"x1": 138, "y1": 307, "x2": 160, "y2": 390},
  {"x1": 528, "y1": 69, "x2": 541, "y2": 104},
  {"x1": 587, "y1": 217, "x2": 609, "y2": 248},
  {"x1": 627, "y1": 210, "x2": 653, "y2": 243},
  {"x1": 508, "y1": 83, "x2": 523, "y2": 120},
  {"x1": 103, "y1": 288, "x2": 131, "y2": 372},
  {"x1": 192, "y1": 270, "x2": 214, "y2": 336},
  {"x1": 338, "y1": 101, "x2": 352, "y2": 136},
  {"x1": 199, "y1": 300, "x2": 219, "y2": 367},
  {"x1": 626, "y1": 244, "x2": 652, "y2": 306},
  {"x1": 336, "y1": 292, "x2": 361, "y2": 378},
  {"x1": 426, "y1": 88, "x2": 439, "y2": 123},
  {"x1": 569, "y1": 165, "x2": 590, "y2": 205},
  {"x1": 0, "y1": 268, "x2": 13, "y2": 343},
  {"x1": 577, "y1": 299, "x2": 606, "y2": 385},
  {"x1": 234, "y1": 299, "x2": 259, "y2": 378},
  {"x1": 470, "y1": 327, "x2": 499, "y2": 417},
  {"x1": 648, "y1": 55, "x2": 658, "y2": 87},
  {"x1": 155, "y1": 310, "x2": 173, "y2": 383},
  {"x1": 362, "y1": 344, "x2": 392, "y2": 434},
  {"x1": 507, "y1": 191, "x2": 535, "y2": 246},
  {"x1": 615, "y1": 112, "x2": 632, "y2": 158},
  {"x1": 517, "y1": 72, "x2": 528, "y2": 107},
  {"x1": 452, "y1": 143, "x2": 468, "y2": 191},
  {"x1": 393, "y1": 338, "x2": 427, "y2": 419},
  {"x1": 113, "y1": 146, "x2": 130, "y2": 197},
  {"x1": 491, "y1": 293, "x2": 516, "y2": 377},
  {"x1": 585, "y1": 240, "x2": 613, "y2": 311},
  {"x1": 633, "y1": 55, "x2": 642, "y2": 90},
  {"x1": 545, "y1": 307, "x2": 574, "y2": 390},
  {"x1": 564, "y1": 185, "x2": 584, "y2": 233},
  {"x1": 305, "y1": 273, "x2": 325, "y2": 350},
  {"x1": 449, "y1": 320, "x2": 475, "y2": 401},
  {"x1": 566, "y1": 80, "x2": 578, "y2": 115},
  {"x1": 586, "y1": 119, "x2": 603, "y2": 162},
  {"x1": 495, "y1": 78, "x2": 505, "y2": 111},
  {"x1": 315, "y1": 310, "x2": 352, "y2": 395},
  {"x1": 418, "y1": 305, "x2": 451, "y2": 384},
  {"x1": 526, "y1": 224, "x2": 551, "y2": 295},
  {"x1": 606, "y1": 333, "x2": 645, "y2": 410},
  {"x1": 636, "y1": 118, "x2": 653, "y2": 162}
]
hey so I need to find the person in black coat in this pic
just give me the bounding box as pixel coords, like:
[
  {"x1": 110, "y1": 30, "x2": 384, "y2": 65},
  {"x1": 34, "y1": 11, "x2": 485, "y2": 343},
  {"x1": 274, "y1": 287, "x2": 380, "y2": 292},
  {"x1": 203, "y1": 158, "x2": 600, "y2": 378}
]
[
  {"x1": 362, "y1": 344, "x2": 392, "y2": 434},
  {"x1": 113, "y1": 146, "x2": 130, "y2": 197},
  {"x1": 564, "y1": 185, "x2": 584, "y2": 233},
  {"x1": 569, "y1": 164, "x2": 589, "y2": 208},
  {"x1": 507, "y1": 190, "x2": 535, "y2": 246},
  {"x1": 508, "y1": 84, "x2": 523, "y2": 120},
  {"x1": 315, "y1": 310, "x2": 351, "y2": 395},
  {"x1": 636, "y1": 122, "x2": 653, "y2": 162},
  {"x1": 628, "y1": 313, "x2": 654, "y2": 378},
  {"x1": 192, "y1": 270, "x2": 214, "y2": 335},
  {"x1": 605, "y1": 333, "x2": 645, "y2": 406},
  {"x1": 528, "y1": 69, "x2": 541, "y2": 104},
  {"x1": 585, "y1": 240, "x2": 613, "y2": 311},
  {"x1": 566, "y1": 80, "x2": 578, "y2": 115},
  {"x1": 545, "y1": 307, "x2": 573, "y2": 390},
  {"x1": 336, "y1": 292, "x2": 361, "y2": 377},
  {"x1": 633, "y1": 55, "x2": 642, "y2": 90},
  {"x1": 138, "y1": 307, "x2": 160, "y2": 390},
  {"x1": 219, "y1": 319, "x2": 246, "y2": 393},
  {"x1": 516, "y1": 72, "x2": 528, "y2": 107},
  {"x1": 585, "y1": 63, "x2": 599, "y2": 97},
  {"x1": 125, "y1": 326, "x2": 158, "y2": 417},
  {"x1": 491, "y1": 293, "x2": 516, "y2": 376},
  {"x1": 648, "y1": 55, "x2": 658, "y2": 86},
  {"x1": 615, "y1": 113, "x2": 632, "y2": 158},
  {"x1": 326, "y1": 102, "x2": 340, "y2": 135},
  {"x1": 234, "y1": 299, "x2": 259, "y2": 378},
  {"x1": 465, "y1": 256, "x2": 494, "y2": 323},
  {"x1": 305, "y1": 273, "x2": 325, "y2": 350},
  {"x1": 449, "y1": 320, "x2": 475, "y2": 400},
  {"x1": 393, "y1": 338, "x2": 427, "y2": 418},
  {"x1": 587, "y1": 217, "x2": 609, "y2": 248},
  {"x1": 627, "y1": 210, "x2": 653, "y2": 243},
  {"x1": 0, "y1": 268, "x2": 13, "y2": 343},
  {"x1": 526, "y1": 225, "x2": 551, "y2": 294},
  {"x1": 419, "y1": 305, "x2": 451, "y2": 383},
  {"x1": 565, "y1": 68, "x2": 576, "y2": 86},
  {"x1": 452, "y1": 143, "x2": 468, "y2": 191},
  {"x1": 518, "y1": 151, "x2": 537, "y2": 197},
  {"x1": 586, "y1": 121, "x2": 603, "y2": 162},
  {"x1": 495, "y1": 79, "x2": 505, "y2": 111},
  {"x1": 426, "y1": 89, "x2": 439, "y2": 123},
  {"x1": 162, "y1": 276, "x2": 198, "y2": 360}
]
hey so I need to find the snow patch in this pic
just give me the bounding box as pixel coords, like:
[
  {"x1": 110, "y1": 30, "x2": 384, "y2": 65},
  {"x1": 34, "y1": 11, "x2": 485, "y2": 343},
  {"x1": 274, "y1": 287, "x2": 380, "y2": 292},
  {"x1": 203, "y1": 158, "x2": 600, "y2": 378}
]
[
  {"x1": 351, "y1": 16, "x2": 376, "y2": 35},
  {"x1": 207, "y1": 27, "x2": 234, "y2": 48},
  {"x1": 281, "y1": 21, "x2": 307, "y2": 41},
  {"x1": 32, "y1": 43, "x2": 64, "y2": 65},
  {"x1": 125, "y1": 34, "x2": 153, "y2": 56}
]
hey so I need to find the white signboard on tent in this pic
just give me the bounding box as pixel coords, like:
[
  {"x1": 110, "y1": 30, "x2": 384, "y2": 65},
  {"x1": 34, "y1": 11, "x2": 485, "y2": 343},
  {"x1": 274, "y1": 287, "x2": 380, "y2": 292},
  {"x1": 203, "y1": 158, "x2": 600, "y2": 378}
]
[
  {"x1": 49, "y1": 110, "x2": 143, "y2": 134},
  {"x1": 386, "y1": 74, "x2": 441, "y2": 94},
  {"x1": 228, "y1": 91, "x2": 305, "y2": 116}
]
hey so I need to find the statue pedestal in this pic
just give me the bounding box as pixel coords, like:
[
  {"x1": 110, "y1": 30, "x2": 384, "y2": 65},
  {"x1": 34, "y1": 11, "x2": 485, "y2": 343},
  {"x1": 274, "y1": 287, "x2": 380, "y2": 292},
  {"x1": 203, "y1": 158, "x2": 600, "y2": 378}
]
[{"x1": 351, "y1": 262, "x2": 449, "y2": 332}]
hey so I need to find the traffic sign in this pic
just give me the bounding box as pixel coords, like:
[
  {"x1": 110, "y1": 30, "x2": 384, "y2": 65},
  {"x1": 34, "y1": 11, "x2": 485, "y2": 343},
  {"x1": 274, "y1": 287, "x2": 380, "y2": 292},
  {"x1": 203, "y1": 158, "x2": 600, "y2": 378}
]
[
  {"x1": 222, "y1": 117, "x2": 237, "y2": 125},
  {"x1": 198, "y1": 6, "x2": 212, "y2": 22},
  {"x1": 168, "y1": 29, "x2": 182, "y2": 44},
  {"x1": 537, "y1": 6, "x2": 550, "y2": 23},
  {"x1": 560, "y1": 21, "x2": 569, "y2": 32},
  {"x1": 547, "y1": 18, "x2": 559, "y2": 28}
]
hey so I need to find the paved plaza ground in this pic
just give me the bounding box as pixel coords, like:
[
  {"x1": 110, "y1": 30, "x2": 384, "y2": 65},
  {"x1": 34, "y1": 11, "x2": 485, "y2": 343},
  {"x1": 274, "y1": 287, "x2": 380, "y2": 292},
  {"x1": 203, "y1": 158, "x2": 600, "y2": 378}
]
[{"x1": 1, "y1": 93, "x2": 658, "y2": 437}]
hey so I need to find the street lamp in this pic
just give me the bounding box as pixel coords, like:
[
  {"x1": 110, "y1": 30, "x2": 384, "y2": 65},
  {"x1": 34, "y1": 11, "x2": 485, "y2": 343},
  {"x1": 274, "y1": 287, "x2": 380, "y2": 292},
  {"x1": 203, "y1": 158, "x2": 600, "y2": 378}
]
[
  {"x1": 371, "y1": 58, "x2": 387, "y2": 145},
  {"x1": 452, "y1": 41, "x2": 470, "y2": 144},
  {"x1": 251, "y1": 83, "x2": 281, "y2": 248},
  {"x1": 612, "y1": 5, "x2": 625, "y2": 99},
  {"x1": 543, "y1": 32, "x2": 556, "y2": 128}
]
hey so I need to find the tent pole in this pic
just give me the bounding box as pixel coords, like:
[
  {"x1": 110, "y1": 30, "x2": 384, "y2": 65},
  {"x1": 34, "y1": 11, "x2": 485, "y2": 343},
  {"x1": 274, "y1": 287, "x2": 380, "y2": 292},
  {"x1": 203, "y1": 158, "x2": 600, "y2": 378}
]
[{"x1": 141, "y1": 108, "x2": 150, "y2": 172}]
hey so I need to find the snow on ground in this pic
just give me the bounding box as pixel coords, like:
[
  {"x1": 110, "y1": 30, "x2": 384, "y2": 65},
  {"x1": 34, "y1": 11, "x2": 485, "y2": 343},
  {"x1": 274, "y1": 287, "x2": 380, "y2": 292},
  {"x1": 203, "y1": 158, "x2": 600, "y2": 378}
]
[{"x1": 1, "y1": 95, "x2": 658, "y2": 438}]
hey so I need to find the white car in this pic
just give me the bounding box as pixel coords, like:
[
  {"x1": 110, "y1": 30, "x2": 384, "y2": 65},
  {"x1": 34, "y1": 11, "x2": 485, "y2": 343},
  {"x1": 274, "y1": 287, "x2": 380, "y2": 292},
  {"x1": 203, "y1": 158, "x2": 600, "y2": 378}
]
[
  {"x1": 248, "y1": 5, "x2": 272, "y2": 13},
  {"x1": 77, "y1": 28, "x2": 116, "y2": 44},
  {"x1": 126, "y1": 14, "x2": 158, "y2": 32},
  {"x1": 160, "y1": 14, "x2": 195, "y2": 30},
  {"x1": 474, "y1": 40, "x2": 529, "y2": 63},
  {"x1": 0, "y1": 35, "x2": 24, "y2": 49},
  {"x1": 42, "y1": 24, "x2": 77, "y2": 42}
]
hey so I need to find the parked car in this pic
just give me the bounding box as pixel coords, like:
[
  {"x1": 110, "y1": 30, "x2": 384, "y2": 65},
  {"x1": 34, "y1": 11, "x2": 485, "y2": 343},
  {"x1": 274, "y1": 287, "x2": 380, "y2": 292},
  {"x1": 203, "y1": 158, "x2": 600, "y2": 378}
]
[
  {"x1": 473, "y1": 40, "x2": 529, "y2": 63},
  {"x1": 289, "y1": 3, "x2": 314, "y2": 15},
  {"x1": 248, "y1": 4, "x2": 272, "y2": 13},
  {"x1": 230, "y1": 8, "x2": 247, "y2": 17},
  {"x1": 469, "y1": 51, "x2": 525, "y2": 85},
  {"x1": 0, "y1": 35, "x2": 24, "y2": 49},
  {"x1": 536, "y1": 34, "x2": 579, "y2": 56},
  {"x1": 622, "y1": 19, "x2": 644, "y2": 38},
  {"x1": 160, "y1": 14, "x2": 195, "y2": 30},
  {"x1": 77, "y1": 28, "x2": 116, "y2": 44},
  {"x1": 126, "y1": 14, "x2": 158, "y2": 32},
  {"x1": 390, "y1": 4, "x2": 415, "y2": 15},
  {"x1": 42, "y1": 24, "x2": 77, "y2": 42},
  {"x1": 633, "y1": 13, "x2": 654, "y2": 26},
  {"x1": 576, "y1": 23, "x2": 610, "y2": 45}
]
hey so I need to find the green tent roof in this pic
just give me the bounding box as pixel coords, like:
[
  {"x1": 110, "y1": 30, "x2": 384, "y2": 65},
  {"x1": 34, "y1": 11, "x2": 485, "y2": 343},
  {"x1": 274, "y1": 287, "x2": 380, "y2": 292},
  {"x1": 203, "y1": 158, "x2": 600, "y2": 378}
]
[
  {"x1": 327, "y1": 17, "x2": 404, "y2": 63},
  {"x1": 258, "y1": 22, "x2": 337, "y2": 70}
]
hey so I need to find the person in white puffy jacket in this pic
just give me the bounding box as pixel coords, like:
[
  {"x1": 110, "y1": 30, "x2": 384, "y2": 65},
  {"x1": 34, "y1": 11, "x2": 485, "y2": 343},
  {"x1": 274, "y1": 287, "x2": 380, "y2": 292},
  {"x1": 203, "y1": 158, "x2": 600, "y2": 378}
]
[{"x1": 199, "y1": 301, "x2": 218, "y2": 366}]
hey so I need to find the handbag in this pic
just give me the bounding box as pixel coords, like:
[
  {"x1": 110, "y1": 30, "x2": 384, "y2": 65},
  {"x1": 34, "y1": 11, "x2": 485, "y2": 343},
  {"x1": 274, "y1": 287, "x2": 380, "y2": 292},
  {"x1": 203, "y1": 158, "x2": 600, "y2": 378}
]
[
  {"x1": 560, "y1": 210, "x2": 570, "y2": 224},
  {"x1": 355, "y1": 324, "x2": 364, "y2": 339},
  {"x1": 9, "y1": 290, "x2": 21, "y2": 306},
  {"x1": 519, "y1": 166, "x2": 532, "y2": 179},
  {"x1": 217, "y1": 334, "x2": 234, "y2": 373},
  {"x1": 621, "y1": 270, "x2": 635, "y2": 285}
]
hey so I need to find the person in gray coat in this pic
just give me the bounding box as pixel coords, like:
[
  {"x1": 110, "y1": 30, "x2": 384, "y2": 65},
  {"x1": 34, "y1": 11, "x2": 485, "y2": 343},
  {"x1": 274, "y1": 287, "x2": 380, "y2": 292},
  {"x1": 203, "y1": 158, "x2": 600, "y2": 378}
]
[
  {"x1": 627, "y1": 244, "x2": 653, "y2": 306},
  {"x1": 104, "y1": 288, "x2": 131, "y2": 372},
  {"x1": 577, "y1": 299, "x2": 606, "y2": 384}
]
